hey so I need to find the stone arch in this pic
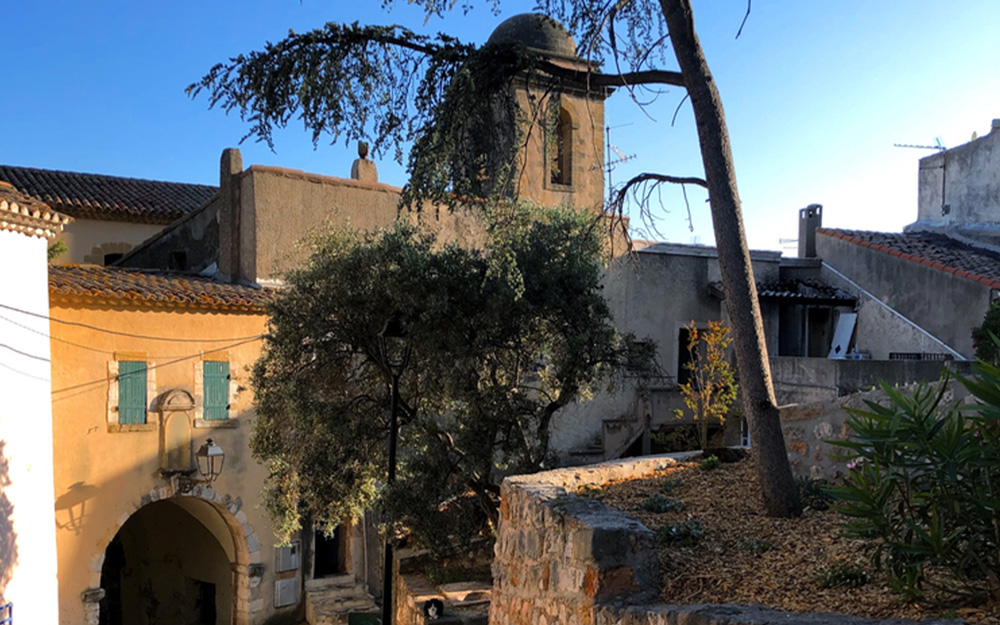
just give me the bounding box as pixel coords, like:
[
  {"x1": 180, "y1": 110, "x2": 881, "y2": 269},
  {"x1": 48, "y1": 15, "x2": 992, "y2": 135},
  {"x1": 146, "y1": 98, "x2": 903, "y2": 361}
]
[
  {"x1": 84, "y1": 488, "x2": 263, "y2": 625},
  {"x1": 549, "y1": 104, "x2": 574, "y2": 186},
  {"x1": 83, "y1": 241, "x2": 134, "y2": 265}
]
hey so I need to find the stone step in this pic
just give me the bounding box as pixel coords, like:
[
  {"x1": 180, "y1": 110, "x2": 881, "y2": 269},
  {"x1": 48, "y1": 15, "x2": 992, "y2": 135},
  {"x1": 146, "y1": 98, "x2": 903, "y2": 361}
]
[
  {"x1": 305, "y1": 573, "x2": 357, "y2": 592},
  {"x1": 305, "y1": 574, "x2": 378, "y2": 625}
]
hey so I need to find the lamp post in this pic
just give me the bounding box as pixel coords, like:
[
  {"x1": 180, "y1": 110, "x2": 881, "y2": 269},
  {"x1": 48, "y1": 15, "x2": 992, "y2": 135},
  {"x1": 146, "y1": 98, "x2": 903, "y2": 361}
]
[
  {"x1": 174, "y1": 439, "x2": 226, "y2": 494},
  {"x1": 378, "y1": 314, "x2": 410, "y2": 625}
]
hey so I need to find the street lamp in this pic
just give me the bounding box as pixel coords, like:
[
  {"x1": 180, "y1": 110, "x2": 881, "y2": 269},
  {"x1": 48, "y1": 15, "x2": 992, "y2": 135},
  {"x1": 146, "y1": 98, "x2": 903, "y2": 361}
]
[
  {"x1": 196, "y1": 438, "x2": 225, "y2": 483},
  {"x1": 175, "y1": 438, "x2": 226, "y2": 494},
  {"x1": 378, "y1": 314, "x2": 410, "y2": 625}
]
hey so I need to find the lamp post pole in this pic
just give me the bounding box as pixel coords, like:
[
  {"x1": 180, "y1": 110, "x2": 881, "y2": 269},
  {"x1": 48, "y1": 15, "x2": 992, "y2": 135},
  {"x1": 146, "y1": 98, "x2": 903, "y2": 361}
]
[{"x1": 378, "y1": 315, "x2": 409, "y2": 625}]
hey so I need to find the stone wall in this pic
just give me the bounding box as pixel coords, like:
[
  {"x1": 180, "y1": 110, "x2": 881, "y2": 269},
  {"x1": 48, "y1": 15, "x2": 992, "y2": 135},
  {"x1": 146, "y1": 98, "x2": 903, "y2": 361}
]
[
  {"x1": 489, "y1": 453, "x2": 697, "y2": 625},
  {"x1": 491, "y1": 454, "x2": 964, "y2": 625},
  {"x1": 779, "y1": 378, "x2": 971, "y2": 481}
]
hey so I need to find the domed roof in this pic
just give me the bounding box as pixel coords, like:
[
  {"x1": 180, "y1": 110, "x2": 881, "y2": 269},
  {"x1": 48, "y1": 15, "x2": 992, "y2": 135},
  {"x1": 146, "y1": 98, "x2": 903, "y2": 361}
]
[{"x1": 487, "y1": 13, "x2": 577, "y2": 58}]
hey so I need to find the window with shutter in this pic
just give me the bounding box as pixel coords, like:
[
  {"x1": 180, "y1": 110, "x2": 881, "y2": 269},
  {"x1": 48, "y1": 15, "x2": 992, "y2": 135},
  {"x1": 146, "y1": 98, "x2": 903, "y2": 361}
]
[
  {"x1": 203, "y1": 361, "x2": 230, "y2": 421},
  {"x1": 118, "y1": 361, "x2": 147, "y2": 425}
]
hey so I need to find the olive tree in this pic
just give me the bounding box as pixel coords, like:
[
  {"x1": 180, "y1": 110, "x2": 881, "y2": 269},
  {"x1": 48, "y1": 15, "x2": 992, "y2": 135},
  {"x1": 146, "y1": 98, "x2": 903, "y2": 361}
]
[{"x1": 251, "y1": 210, "x2": 647, "y2": 548}]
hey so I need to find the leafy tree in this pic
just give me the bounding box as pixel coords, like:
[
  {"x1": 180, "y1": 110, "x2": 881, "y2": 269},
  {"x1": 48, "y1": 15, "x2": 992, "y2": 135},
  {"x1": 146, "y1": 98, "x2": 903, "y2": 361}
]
[
  {"x1": 250, "y1": 209, "x2": 645, "y2": 549},
  {"x1": 678, "y1": 321, "x2": 737, "y2": 449},
  {"x1": 971, "y1": 301, "x2": 1000, "y2": 365},
  {"x1": 192, "y1": 0, "x2": 801, "y2": 517}
]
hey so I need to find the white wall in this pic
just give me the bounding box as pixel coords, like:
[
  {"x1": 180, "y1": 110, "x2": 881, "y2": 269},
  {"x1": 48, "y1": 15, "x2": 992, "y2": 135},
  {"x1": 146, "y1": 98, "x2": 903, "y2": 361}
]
[{"x1": 0, "y1": 229, "x2": 60, "y2": 623}]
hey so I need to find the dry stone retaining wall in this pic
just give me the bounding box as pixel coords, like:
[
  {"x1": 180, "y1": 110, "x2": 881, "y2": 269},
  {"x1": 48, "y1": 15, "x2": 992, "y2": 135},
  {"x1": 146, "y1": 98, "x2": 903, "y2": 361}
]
[
  {"x1": 489, "y1": 453, "x2": 697, "y2": 625},
  {"x1": 491, "y1": 454, "x2": 966, "y2": 625}
]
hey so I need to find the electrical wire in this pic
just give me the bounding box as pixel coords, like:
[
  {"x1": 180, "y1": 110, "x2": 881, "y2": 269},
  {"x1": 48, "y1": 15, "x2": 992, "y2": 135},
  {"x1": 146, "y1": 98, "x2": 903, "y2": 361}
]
[
  {"x1": 0, "y1": 359, "x2": 50, "y2": 382},
  {"x1": 0, "y1": 342, "x2": 51, "y2": 363},
  {"x1": 0, "y1": 301, "x2": 265, "y2": 343},
  {"x1": 0, "y1": 311, "x2": 270, "y2": 358},
  {"x1": 51, "y1": 335, "x2": 264, "y2": 397}
]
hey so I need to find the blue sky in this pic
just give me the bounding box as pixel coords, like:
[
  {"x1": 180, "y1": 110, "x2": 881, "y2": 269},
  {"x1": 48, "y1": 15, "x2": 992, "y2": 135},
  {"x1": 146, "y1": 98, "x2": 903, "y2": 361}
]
[{"x1": 4, "y1": 1, "x2": 999, "y2": 251}]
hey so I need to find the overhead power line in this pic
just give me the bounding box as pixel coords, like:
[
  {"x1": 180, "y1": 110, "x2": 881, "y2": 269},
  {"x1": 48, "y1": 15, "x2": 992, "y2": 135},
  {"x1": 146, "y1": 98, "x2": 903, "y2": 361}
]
[{"x1": 0, "y1": 302, "x2": 265, "y2": 343}]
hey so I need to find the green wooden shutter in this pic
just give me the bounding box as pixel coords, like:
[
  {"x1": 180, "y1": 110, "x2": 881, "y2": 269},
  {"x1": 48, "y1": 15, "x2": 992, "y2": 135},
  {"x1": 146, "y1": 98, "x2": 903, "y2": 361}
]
[
  {"x1": 118, "y1": 361, "x2": 147, "y2": 425},
  {"x1": 203, "y1": 361, "x2": 230, "y2": 421}
]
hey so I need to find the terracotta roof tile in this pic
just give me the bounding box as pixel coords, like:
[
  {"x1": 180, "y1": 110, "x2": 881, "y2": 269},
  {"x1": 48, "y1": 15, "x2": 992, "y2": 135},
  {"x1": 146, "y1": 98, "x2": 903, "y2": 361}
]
[
  {"x1": 817, "y1": 228, "x2": 1000, "y2": 290},
  {"x1": 0, "y1": 181, "x2": 72, "y2": 239},
  {"x1": 49, "y1": 265, "x2": 271, "y2": 312},
  {"x1": 0, "y1": 165, "x2": 217, "y2": 225}
]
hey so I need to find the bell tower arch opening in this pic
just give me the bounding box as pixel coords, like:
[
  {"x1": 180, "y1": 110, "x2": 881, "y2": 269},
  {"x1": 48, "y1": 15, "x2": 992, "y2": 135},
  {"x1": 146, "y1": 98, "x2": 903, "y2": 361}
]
[
  {"x1": 99, "y1": 497, "x2": 247, "y2": 625},
  {"x1": 550, "y1": 106, "x2": 574, "y2": 187}
]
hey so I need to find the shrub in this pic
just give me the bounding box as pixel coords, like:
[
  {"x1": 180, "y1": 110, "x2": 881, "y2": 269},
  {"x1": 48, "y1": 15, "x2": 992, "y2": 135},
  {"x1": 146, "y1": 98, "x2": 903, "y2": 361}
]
[
  {"x1": 699, "y1": 455, "x2": 721, "y2": 471},
  {"x1": 796, "y1": 476, "x2": 834, "y2": 511},
  {"x1": 741, "y1": 538, "x2": 774, "y2": 555},
  {"x1": 656, "y1": 519, "x2": 703, "y2": 545},
  {"x1": 828, "y1": 373, "x2": 1000, "y2": 601},
  {"x1": 660, "y1": 477, "x2": 681, "y2": 494},
  {"x1": 641, "y1": 493, "x2": 685, "y2": 513},
  {"x1": 816, "y1": 562, "x2": 872, "y2": 589}
]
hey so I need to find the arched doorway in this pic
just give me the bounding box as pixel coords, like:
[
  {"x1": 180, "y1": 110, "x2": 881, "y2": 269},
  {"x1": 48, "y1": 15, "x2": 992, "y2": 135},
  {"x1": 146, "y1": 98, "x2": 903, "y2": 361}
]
[{"x1": 99, "y1": 497, "x2": 244, "y2": 625}]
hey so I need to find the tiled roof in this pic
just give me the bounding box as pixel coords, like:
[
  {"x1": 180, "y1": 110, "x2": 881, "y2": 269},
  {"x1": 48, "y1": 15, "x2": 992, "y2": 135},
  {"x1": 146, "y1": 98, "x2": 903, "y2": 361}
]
[
  {"x1": 818, "y1": 228, "x2": 1000, "y2": 289},
  {"x1": 757, "y1": 279, "x2": 856, "y2": 305},
  {"x1": 0, "y1": 181, "x2": 72, "y2": 239},
  {"x1": 708, "y1": 278, "x2": 854, "y2": 305},
  {"x1": 0, "y1": 165, "x2": 217, "y2": 224},
  {"x1": 49, "y1": 265, "x2": 271, "y2": 312}
]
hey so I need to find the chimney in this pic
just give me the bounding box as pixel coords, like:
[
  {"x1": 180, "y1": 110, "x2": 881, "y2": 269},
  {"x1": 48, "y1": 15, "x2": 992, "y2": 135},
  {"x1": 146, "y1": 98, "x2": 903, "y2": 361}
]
[
  {"x1": 798, "y1": 204, "x2": 822, "y2": 258},
  {"x1": 218, "y1": 148, "x2": 243, "y2": 283}
]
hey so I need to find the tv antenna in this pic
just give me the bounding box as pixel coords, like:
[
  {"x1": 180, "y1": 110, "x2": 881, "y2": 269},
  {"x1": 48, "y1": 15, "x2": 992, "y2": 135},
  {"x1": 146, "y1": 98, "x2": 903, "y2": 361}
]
[
  {"x1": 601, "y1": 124, "x2": 637, "y2": 201},
  {"x1": 893, "y1": 136, "x2": 946, "y2": 152}
]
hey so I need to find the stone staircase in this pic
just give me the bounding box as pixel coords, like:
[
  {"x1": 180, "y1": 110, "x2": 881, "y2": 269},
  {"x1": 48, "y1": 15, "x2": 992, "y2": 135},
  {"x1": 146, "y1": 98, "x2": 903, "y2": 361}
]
[
  {"x1": 304, "y1": 574, "x2": 378, "y2": 625},
  {"x1": 568, "y1": 416, "x2": 646, "y2": 463}
]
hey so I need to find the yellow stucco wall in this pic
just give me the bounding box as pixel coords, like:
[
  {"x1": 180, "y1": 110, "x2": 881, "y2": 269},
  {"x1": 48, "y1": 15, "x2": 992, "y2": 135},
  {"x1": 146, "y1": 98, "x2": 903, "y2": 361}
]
[{"x1": 49, "y1": 301, "x2": 285, "y2": 625}]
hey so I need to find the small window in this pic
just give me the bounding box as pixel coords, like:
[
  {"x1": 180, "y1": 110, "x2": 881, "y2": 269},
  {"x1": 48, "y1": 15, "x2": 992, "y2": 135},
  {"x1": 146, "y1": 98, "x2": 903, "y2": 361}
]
[
  {"x1": 118, "y1": 361, "x2": 148, "y2": 424},
  {"x1": 104, "y1": 252, "x2": 124, "y2": 265},
  {"x1": 203, "y1": 361, "x2": 230, "y2": 420}
]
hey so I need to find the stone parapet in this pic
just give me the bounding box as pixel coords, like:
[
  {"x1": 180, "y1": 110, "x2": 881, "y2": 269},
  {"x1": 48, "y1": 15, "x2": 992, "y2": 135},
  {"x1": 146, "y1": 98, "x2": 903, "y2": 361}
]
[
  {"x1": 489, "y1": 453, "x2": 697, "y2": 625},
  {"x1": 491, "y1": 453, "x2": 968, "y2": 625}
]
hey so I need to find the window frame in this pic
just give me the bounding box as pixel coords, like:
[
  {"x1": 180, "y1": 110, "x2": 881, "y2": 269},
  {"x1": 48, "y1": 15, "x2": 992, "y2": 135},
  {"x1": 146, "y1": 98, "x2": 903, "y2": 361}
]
[
  {"x1": 194, "y1": 356, "x2": 238, "y2": 429},
  {"x1": 107, "y1": 353, "x2": 156, "y2": 432}
]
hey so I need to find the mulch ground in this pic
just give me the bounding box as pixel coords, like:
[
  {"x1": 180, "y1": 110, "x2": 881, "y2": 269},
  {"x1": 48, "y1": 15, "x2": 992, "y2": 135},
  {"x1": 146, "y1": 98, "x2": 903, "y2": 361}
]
[{"x1": 593, "y1": 458, "x2": 999, "y2": 624}]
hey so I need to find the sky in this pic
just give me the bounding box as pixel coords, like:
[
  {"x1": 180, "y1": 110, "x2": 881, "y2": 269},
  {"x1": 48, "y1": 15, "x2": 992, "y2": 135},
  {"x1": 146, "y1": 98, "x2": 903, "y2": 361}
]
[{"x1": 4, "y1": 0, "x2": 999, "y2": 251}]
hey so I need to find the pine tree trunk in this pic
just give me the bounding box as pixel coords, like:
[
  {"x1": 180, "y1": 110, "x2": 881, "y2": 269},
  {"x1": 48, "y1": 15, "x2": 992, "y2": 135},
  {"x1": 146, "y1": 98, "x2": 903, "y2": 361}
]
[{"x1": 660, "y1": 0, "x2": 802, "y2": 517}]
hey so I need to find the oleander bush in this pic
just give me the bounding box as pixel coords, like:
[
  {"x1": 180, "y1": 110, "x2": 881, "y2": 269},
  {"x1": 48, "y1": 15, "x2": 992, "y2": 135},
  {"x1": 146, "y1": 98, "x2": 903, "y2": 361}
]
[{"x1": 828, "y1": 366, "x2": 1000, "y2": 602}]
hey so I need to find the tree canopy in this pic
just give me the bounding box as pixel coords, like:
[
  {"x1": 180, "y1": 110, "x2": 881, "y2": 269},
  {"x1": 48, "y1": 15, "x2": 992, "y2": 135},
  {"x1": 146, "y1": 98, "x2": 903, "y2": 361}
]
[
  {"x1": 197, "y1": 0, "x2": 802, "y2": 517},
  {"x1": 250, "y1": 209, "x2": 649, "y2": 548}
]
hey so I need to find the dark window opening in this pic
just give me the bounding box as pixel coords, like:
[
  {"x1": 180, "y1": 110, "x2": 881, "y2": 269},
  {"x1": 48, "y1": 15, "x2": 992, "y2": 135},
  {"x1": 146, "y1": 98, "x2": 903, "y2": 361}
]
[
  {"x1": 169, "y1": 250, "x2": 188, "y2": 271},
  {"x1": 549, "y1": 108, "x2": 573, "y2": 186},
  {"x1": 103, "y1": 253, "x2": 124, "y2": 265},
  {"x1": 677, "y1": 327, "x2": 693, "y2": 387}
]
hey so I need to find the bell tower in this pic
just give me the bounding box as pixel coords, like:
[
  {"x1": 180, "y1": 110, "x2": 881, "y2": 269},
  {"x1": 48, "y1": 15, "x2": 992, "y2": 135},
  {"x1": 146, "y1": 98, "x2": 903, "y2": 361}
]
[{"x1": 487, "y1": 14, "x2": 610, "y2": 211}]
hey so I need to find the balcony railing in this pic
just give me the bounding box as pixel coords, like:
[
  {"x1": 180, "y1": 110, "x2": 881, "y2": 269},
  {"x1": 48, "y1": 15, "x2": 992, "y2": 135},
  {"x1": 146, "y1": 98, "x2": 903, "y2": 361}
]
[{"x1": 1, "y1": 602, "x2": 12, "y2": 625}]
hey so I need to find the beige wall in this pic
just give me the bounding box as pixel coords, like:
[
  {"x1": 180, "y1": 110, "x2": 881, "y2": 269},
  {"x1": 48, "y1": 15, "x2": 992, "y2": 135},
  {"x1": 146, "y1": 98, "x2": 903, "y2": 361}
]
[
  {"x1": 55, "y1": 218, "x2": 165, "y2": 265},
  {"x1": 230, "y1": 166, "x2": 487, "y2": 284},
  {"x1": 49, "y1": 302, "x2": 290, "y2": 625}
]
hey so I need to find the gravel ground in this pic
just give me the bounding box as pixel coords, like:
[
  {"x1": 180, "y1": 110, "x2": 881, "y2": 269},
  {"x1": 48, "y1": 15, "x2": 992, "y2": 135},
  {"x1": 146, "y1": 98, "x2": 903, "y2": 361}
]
[{"x1": 592, "y1": 458, "x2": 998, "y2": 625}]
